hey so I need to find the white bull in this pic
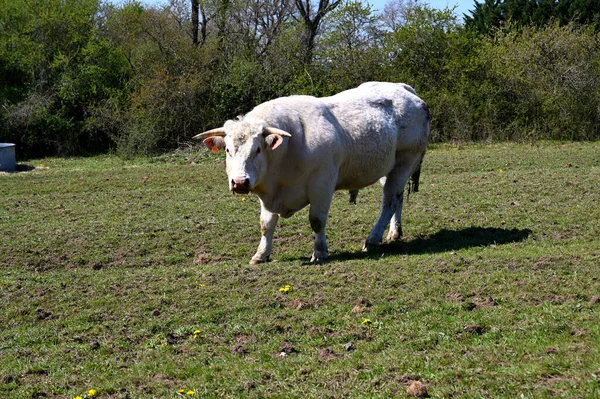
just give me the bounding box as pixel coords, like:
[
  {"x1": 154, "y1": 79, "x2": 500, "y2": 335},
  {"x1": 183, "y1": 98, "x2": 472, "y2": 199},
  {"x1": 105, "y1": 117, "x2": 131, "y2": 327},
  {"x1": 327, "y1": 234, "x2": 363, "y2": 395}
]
[{"x1": 194, "y1": 82, "x2": 430, "y2": 264}]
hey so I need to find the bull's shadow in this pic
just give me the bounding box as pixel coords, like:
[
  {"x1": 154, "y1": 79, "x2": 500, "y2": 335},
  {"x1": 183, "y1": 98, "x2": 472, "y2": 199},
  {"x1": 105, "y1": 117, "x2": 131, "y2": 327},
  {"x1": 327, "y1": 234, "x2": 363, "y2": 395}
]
[{"x1": 315, "y1": 226, "x2": 532, "y2": 263}]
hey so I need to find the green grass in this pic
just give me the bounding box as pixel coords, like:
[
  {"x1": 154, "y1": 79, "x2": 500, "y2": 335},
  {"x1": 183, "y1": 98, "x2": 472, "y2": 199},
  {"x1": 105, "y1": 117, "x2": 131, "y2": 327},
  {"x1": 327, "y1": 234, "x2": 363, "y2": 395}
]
[{"x1": 1, "y1": 142, "x2": 599, "y2": 398}]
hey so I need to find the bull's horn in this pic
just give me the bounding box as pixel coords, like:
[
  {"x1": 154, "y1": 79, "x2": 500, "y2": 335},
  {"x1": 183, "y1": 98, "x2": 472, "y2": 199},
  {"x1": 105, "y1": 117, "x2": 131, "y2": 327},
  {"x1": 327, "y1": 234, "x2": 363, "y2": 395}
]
[
  {"x1": 263, "y1": 127, "x2": 292, "y2": 137},
  {"x1": 192, "y1": 128, "x2": 227, "y2": 141}
]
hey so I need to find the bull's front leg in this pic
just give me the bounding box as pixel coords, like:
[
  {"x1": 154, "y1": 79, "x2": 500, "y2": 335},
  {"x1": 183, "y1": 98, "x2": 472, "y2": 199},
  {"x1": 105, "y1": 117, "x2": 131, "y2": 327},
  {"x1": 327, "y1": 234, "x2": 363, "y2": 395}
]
[
  {"x1": 250, "y1": 201, "x2": 279, "y2": 265},
  {"x1": 309, "y1": 212, "x2": 328, "y2": 262}
]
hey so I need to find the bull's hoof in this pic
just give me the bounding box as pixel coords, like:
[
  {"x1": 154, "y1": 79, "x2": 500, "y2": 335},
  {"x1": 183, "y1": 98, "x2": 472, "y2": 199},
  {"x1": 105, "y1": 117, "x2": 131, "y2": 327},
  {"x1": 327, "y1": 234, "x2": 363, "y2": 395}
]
[
  {"x1": 249, "y1": 255, "x2": 270, "y2": 265},
  {"x1": 386, "y1": 231, "x2": 401, "y2": 242},
  {"x1": 310, "y1": 251, "x2": 328, "y2": 263},
  {"x1": 362, "y1": 239, "x2": 381, "y2": 252}
]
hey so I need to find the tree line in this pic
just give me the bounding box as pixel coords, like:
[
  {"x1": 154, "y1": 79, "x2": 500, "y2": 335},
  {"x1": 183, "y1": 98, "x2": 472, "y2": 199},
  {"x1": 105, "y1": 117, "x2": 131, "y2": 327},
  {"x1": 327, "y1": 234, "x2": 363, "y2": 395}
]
[{"x1": 1, "y1": 0, "x2": 599, "y2": 157}]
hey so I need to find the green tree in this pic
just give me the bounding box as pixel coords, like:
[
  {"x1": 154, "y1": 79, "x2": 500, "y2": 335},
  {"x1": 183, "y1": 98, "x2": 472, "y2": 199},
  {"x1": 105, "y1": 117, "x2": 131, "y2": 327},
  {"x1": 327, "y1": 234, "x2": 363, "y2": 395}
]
[
  {"x1": 317, "y1": 0, "x2": 384, "y2": 92},
  {"x1": 0, "y1": 0, "x2": 131, "y2": 156}
]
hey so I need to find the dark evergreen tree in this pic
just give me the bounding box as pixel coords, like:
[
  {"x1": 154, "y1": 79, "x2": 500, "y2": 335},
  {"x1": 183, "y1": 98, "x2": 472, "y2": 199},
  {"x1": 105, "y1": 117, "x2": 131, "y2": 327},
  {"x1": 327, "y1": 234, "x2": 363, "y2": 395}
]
[{"x1": 465, "y1": 0, "x2": 600, "y2": 34}]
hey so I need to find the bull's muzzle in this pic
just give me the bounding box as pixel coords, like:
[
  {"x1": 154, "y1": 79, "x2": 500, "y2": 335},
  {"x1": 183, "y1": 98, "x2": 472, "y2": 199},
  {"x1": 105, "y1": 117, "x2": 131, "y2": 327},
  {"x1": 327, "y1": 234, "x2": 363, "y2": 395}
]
[{"x1": 231, "y1": 177, "x2": 251, "y2": 194}]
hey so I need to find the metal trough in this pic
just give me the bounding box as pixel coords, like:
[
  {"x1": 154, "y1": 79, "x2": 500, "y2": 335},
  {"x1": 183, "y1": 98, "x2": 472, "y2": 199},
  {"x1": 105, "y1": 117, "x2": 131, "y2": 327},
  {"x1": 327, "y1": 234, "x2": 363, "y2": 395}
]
[{"x1": 0, "y1": 143, "x2": 16, "y2": 172}]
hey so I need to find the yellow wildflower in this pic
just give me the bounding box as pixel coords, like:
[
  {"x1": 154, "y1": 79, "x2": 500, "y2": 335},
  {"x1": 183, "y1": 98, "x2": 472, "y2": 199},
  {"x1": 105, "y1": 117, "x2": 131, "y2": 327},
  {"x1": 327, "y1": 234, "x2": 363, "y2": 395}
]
[
  {"x1": 74, "y1": 396, "x2": 83, "y2": 399},
  {"x1": 88, "y1": 390, "x2": 97, "y2": 397},
  {"x1": 178, "y1": 389, "x2": 185, "y2": 393},
  {"x1": 278, "y1": 284, "x2": 291, "y2": 293},
  {"x1": 499, "y1": 169, "x2": 503, "y2": 173},
  {"x1": 242, "y1": 197, "x2": 247, "y2": 201},
  {"x1": 361, "y1": 318, "x2": 372, "y2": 325},
  {"x1": 186, "y1": 390, "x2": 196, "y2": 395}
]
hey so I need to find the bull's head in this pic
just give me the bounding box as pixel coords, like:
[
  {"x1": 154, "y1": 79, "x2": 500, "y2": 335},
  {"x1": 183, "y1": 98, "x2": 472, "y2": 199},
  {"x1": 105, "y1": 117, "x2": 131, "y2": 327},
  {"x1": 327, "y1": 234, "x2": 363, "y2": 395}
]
[{"x1": 193, "y1": 121, "x2": 291, "y2": 194}]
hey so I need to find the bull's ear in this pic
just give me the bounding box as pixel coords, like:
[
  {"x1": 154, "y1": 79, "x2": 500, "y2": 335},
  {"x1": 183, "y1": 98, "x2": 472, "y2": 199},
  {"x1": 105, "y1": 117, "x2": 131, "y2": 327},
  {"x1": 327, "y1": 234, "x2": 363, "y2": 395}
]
[
  {"x1": 264, "y1": 134, "x2": 285, "y2": 150},
  {"x1": 263, "y1": 127, "x2": 290, "y2": 151},
  {"x1": 203, "y1": 137, "x2": 225, "y2": 154}
]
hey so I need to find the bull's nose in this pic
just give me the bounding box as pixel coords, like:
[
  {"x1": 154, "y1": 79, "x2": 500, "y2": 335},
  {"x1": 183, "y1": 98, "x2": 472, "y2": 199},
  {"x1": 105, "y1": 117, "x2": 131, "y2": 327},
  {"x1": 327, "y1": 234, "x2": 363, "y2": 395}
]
[{"x1": 231, "y1": 177, "x2": 250, "y2": 193}]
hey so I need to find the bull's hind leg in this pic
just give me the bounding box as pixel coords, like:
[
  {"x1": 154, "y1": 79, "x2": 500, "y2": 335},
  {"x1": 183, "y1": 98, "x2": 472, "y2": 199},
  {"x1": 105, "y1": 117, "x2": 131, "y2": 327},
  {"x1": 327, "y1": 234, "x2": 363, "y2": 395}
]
[
  {"x1": 363, "y1": 159, "x2": 416, "y2": 251},
  {"x1": 386, "y1": 190, "x2": 404, "y2": 241},
  {"x1": 250, "y1": 201, "x2": 279, "y2": 264}
]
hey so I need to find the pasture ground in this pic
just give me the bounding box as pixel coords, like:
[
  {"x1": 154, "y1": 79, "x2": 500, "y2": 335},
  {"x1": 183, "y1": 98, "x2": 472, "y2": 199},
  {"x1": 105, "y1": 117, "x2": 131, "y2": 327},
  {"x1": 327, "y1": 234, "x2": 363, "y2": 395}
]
[{"x1": 1, "y1": 142, "x2": 599, "y2": 398}]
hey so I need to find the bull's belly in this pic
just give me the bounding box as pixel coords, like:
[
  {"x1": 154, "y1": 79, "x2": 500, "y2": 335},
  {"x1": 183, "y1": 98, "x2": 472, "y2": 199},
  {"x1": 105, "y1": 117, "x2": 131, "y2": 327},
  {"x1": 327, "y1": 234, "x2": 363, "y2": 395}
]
[{"x1": 335, "y1": 156, "x2": 395, "y2": 190}]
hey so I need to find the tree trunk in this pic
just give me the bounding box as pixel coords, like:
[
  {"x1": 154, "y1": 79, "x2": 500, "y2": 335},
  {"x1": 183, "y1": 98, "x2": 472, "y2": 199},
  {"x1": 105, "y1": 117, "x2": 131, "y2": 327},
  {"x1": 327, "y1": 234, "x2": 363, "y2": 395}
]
[{"x1": 191, "y1": 0, "x2": 199, "y2": 45}]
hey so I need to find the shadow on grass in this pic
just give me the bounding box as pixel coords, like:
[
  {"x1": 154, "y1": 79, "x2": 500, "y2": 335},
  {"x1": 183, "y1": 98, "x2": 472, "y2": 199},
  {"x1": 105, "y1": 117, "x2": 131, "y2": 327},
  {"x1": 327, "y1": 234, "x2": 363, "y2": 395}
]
[
  {"x1": 16, "y1": 164, "x2": 36, "y2": 172},
  {"x1": 1, "y1": 164, "x2": 37, "y2": 173},
  {"x1": 313, "y1": 227, "x2": 532, "y2": 263}
]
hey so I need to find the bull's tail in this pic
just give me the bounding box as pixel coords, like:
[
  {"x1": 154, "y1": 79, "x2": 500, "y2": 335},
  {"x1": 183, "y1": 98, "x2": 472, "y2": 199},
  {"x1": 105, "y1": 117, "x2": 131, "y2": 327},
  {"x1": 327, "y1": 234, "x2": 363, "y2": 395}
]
[
  {"x1": 409, "y1": 166, "x2": 421, "y2": 194},
  {"x1": 408, "y1": 152, "x2": 425, "y2": 195}
]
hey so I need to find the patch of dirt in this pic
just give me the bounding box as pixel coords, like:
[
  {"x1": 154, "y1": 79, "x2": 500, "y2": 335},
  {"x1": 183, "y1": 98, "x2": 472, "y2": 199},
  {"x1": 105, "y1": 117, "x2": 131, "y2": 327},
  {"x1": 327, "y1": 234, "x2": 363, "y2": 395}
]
[
  {"x1": 344, "y1": 342, "x2": 356, "y2": 351},
  {"x1": 286, "y1": 295, "x2": 323, "y2": 310},
  {"x1": 231, "y1": 344, "x2": 247, "y2": 356},
  {"x1": 406, "y1": 380, "x2": 429, "y2": 398},
  {"x1": 472, "y1": 296, "x2": 498, "y2": 309},
  {"x1": 308, "y1": 326, "x2": 336, "y2": 338},
  {"x1": 152, "y1": 373, "x2": 175, "y2": 388},
  {"x1": 194, "y1": 246, "x2": 226, "y2": 264},
  {"x1": 445, "y1": 292, "x2": 464, "y2": 302},
  {"x1": 352, "y1": 297, "x2": 372, "y2": 313},
  {"x1": 35, "y1": 308, "x2": 53, "y2": 321},
  {"x1": 464, "y1": 324, "x2": 486, "y2": 335},
  {"x1": 318, "y1": 348, "x2": 337, "y2": 361},
  {"x1": 234, "y1": 334, "x2": 256, "y2": 345},
  {"x1": 352, "y1": 305, "x2": 367, "y2": 313},
  {"x1": 287, "y1": 298, "x2": 307, "y2": 310},
  {"x1": 460, "y1": 295, "x2": 498, "y2": 311},
  {"x1": 570, "y1": 328, "x2": 587, "y2": 337},
  {"x1": 274, "y1": 341, "x2": 296, "y2": 358},
  {"x1": 532, "y1": 256, "x2": 563, "y2": 270},
  {"x1": 165, "y1": 332, "x2": 182, "y2": 346}
]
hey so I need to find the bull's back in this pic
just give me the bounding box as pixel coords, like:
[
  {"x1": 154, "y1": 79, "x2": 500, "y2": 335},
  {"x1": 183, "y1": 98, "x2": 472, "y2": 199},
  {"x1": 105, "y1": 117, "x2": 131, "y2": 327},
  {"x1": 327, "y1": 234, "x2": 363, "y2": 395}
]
[{"x1": 323, "y1": 83, "x2": 429, "y2": 190}]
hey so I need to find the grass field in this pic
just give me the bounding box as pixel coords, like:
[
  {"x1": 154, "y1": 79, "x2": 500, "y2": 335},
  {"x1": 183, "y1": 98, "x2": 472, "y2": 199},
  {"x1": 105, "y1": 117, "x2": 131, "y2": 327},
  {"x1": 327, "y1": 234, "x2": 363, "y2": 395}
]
[{"x1": 1, "y1": 142, "x2": 599, "y2": 398}]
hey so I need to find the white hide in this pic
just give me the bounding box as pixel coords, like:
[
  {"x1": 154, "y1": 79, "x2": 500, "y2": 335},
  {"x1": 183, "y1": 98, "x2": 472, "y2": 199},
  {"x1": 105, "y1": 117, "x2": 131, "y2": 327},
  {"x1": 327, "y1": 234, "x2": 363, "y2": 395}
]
[{"x1": 203, "y1": 82, "x2": 430, "y2": 264}]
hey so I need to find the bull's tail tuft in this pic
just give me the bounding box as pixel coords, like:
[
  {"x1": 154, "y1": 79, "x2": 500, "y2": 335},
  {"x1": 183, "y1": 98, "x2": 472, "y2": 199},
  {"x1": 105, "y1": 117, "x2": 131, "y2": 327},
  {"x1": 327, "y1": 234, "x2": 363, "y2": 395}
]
[
  {"x1": 349, "y1": 189, "x2": 359, "y2": 204},
  {"x1": 409, "y1": 165, "x2": 421, "y2": 194},
  {"x1": 408, "y1": 153, "x2": 425, "y2": 197}
]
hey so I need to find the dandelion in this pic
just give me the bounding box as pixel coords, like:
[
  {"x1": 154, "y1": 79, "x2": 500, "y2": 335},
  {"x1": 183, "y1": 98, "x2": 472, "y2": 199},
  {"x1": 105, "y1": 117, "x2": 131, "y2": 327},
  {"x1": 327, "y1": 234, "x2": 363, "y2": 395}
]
[
  {"x1": 361, "y1": 318, "x2": 372, "y2": 325},
  {"x1": 186, "y1": 390, "x2": 196, "y2": 395},
  {"x1": 242, "y1": 197, "x2": 247, "y2": 202},
  {"x1": 199, "y1": 284, "x2": 206, "y2": 287},
  {"x1": 73, "y1": 396, "x2": 83, "y2": 399},
  {"x1": 278, "y1": 284, "x2": 291, "y2": 293},
  {"x1": 178, "y1": 389, "x2": 185, "y2": 393},
  {"x1": 499, "y1": 169, "x2": 503, "y2": 173},
  {"x1": 88, "y1": 390, "x2": 97, "y2": 397}
]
